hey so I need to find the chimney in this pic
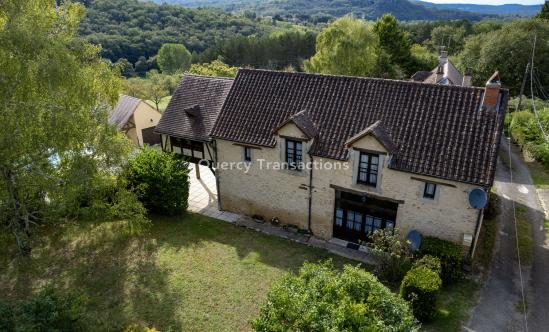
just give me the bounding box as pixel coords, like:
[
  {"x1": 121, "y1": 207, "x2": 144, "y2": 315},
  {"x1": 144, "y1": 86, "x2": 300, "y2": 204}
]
[
  {"x1": 435, "y1": 65, "x2": 444, "y2": 84},
  {"x1": 462, "y1": 67, "x2": 472, "y2": 87},
  {"x1": 483, "y1": 71, "x2": 501, "y2": 111},
  {"x1": 439, "y1": 49, "x2": 448, "y2": 67}
]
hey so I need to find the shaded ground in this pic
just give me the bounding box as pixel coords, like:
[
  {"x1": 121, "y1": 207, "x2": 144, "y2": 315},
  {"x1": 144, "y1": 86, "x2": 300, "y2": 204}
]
[
  {"x1": 466, "y1": 138, "x2": 549, "y2": 332},
  {"x1": 0, "y1": 214, "x2": 353, "y2": 331}
]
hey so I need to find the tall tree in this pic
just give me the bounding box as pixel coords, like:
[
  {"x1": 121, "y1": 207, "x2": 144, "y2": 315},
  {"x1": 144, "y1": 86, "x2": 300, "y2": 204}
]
[
  {"x1": 537, "y1": 1, "x2": 549, "y2": 20},
  {"x1": 156, "y1": 43, "x2": 192, "y2": 74},
  {"x1": 459, "y1": 19, "x2": 549, "y2": 95},
  {"x1": 0, "y1": 0, "x2": 135, "y2": 255},
  {"x1": 304, "y1": 16, "x2": 381, "y2": 77},
  {"x1": 373, "y1": 14, "x2": 413, "y2": 76}
]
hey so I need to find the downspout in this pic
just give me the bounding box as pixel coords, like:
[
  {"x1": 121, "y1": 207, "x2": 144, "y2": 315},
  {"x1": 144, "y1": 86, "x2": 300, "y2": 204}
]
[
  {"x1": 469, "y1": 208, "x2": 484, "y2": 258},
  {"x1": 307, "y1": 153, "x2": 314, "y2": 233}
]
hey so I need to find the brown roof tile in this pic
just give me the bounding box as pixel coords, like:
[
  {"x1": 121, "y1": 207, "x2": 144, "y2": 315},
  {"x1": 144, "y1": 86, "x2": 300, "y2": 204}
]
[
  {"x1": 155, "y1": 75, "x2": 233, "y2": 141},
  {"x1": 211, "y1": 69, "x2": 508, "y2": 187}
]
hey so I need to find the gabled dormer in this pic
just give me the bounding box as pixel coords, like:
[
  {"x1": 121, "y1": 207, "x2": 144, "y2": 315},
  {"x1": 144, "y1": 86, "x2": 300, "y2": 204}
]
[
  {"x1": 345, "y1": 121, "x2": 396, "y2": 189},
  {"x1": 272, "y1": 110, "x2": 317, "y2": 171}
]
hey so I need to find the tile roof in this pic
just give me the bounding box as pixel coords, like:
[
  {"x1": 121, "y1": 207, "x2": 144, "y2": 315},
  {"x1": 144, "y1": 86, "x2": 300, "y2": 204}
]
[
  {"x1": 273, "y1": 110, "x2": 318, "y2": 139},
  {"x1": 345, "y1": 120, "x2": 396, "y2": 153},
  {"x1": 211, "y1": 69, "x2": 508, "y2": 187},
  {"x1": 109, "y1": 95, "x2": 142, "y2": 128},
  {"x1": 155, "y1": 75, "x2": 234, "y2": 142}
]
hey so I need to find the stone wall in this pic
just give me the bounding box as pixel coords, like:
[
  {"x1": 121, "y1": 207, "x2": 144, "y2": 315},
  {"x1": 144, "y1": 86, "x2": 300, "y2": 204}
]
[{"x1": 215, "y1": 123, "x2": 480, "y2": 246}]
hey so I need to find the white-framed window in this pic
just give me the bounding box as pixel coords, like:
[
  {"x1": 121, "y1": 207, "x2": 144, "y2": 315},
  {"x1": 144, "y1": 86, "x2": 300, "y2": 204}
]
[
  {"x1": 423, "y1": 183, "x2": 437, "y2": 199},
  {"x1": 243, "y1": 146, "x2": 252, "y2": 162}
]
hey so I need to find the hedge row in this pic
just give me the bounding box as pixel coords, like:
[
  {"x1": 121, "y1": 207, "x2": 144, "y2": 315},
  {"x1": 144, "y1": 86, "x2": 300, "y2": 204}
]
[{"x1": 419, "y1": 236, "x2": 464, "y2": 283}]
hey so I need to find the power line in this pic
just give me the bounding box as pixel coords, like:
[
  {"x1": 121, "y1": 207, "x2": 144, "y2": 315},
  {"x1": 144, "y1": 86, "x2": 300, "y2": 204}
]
[{"x1": 529, "y1": 34, "x2": 549, "y2": 143}]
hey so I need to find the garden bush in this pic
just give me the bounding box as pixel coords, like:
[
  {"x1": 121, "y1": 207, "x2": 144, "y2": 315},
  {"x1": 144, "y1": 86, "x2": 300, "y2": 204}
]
[
  {"x1": 400, "y1": 266, "x2": 442, "y2": 322},
  {"x1": 121, "y1": 147, "x2": 189, "y2": 215},
  {"x1": 369, "y1": 229, "x2": 414, "y2": 283},
  {"x1": 0, "y1": 287, "x2": 86, "y2": 331},
  {"x1": 251, "y1": 261, "x2": 417, "y2": 331},
  {"x1": 420, "y1": 236, "x2": 464, "y2": 283},
  {"x1": 413, "y1": 255, "x2": 441, "y2": 275}
]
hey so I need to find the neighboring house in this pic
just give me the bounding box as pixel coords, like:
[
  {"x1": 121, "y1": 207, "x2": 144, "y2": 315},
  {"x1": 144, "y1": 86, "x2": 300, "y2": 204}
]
[
  {"x1": 109, "y1": 95, "x2": 162, "y2": 146},
  {"x1": 157, "y1": 69, "x2": 508, "y2": 250},
  {"x1": 412, "y1": 50, "x2": 472, "y2": 87}
]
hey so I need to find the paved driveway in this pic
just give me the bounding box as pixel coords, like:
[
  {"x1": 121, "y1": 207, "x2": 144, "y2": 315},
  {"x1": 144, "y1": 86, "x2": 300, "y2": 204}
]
[
  {"x1": 466, "y1": 138, "x2": 549, "y2": 332},
  {"x1": 187, "y1": 163, "x2": 239, "y2": 223}
]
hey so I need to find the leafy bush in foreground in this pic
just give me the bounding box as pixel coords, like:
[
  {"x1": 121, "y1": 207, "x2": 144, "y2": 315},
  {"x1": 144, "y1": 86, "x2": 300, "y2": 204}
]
[
  {"x1": 122, "y1": 147, "x2": 190, "y2": 215},
  {"x1": 400, "y1": 266, "x2": 442, "y2": 322},
  {"x1": 251, "y1": 261, "x2": 417, "y2": 331},
  {"x1": 0, "y1": 287, "x2": 86, "y2": 331},
  {"x1": 369, "y1": 229, "x2": 414, "y2": 283}
]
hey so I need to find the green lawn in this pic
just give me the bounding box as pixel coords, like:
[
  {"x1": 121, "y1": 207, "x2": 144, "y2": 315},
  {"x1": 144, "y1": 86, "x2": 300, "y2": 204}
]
[
  {"x1": 423, "y1": 280, "x2": 480, "y2": 332},
  {"x1": 516, "y1": 206, "x2": 534, "y2": 266},
  {"x1": 0, "y1": 214, "x2": 353, "y2": 331},
  {"x1": 526, "y1": 160, "x2": 549, "y2": 189},
  {"x1": 145, "y1": 96, "x2": 172, "y2": 112},
  {"x1": 0, "y1": 213, "x2": 479, "y2": 331}
]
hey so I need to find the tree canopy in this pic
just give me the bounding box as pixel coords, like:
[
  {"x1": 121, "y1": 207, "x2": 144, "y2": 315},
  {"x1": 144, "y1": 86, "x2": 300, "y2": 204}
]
[
  {"x1": 304, "y1": 16, "x2": 380, "y2": 77},
  {"x1": 157, "y1": 43, "x2": 192, "y2": 74},
  {"x1": 373, "y1": 14, "x2": 413, "y2": 75},
  {"x1": 251, "y1": 261, "x2": 417, "y2": 331},
  {"x1": 459, "y1": 19, "x2": 549, "y2": 95},
  {"x1": 0, "y1": 0, "x2": 145, "y2": 255},
  {"x1": 187, "y1": 60, "x2": 238, "y2": 77},
  {"x1": 537, "y1": 1, "x2": 549, "y2": 20}
]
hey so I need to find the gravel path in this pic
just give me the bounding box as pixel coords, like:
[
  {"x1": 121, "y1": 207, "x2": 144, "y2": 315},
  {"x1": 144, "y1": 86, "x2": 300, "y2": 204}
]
[{"x1": 466, "y1": 138, "x2": 549, "y2": 332}]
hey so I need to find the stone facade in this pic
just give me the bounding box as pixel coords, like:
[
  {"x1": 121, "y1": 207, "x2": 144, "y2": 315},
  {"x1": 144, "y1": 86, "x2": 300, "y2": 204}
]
[{"x1": 215, "y1": 123, "x2": 481, "y2": 246}]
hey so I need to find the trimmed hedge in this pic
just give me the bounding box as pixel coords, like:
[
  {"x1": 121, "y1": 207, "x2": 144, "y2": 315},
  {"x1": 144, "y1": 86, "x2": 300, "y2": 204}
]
[
  {"x1": 420, "y1": 236, "x2": 464, "y2": 283},
  {"x1": 400, "y1": 266, "x2": 442, "y2": 322}
]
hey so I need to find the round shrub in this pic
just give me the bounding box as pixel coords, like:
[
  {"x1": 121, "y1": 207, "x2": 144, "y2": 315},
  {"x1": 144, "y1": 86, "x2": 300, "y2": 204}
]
[
  {"x1": 420, "y1": 236, "x2": 464, "y2": 283},
  {"x1": 413, "y1": 255, "x2": 441, "y2": 275},
  {"x1": 400, "y1": 266, "x2": 442, "y2": 322},
  {"x1": 121, "y1": 147, "x2": 189, "y2": 215},
  {"x1": 251, "y1": 261, "x2": 417, "y2": 331}
]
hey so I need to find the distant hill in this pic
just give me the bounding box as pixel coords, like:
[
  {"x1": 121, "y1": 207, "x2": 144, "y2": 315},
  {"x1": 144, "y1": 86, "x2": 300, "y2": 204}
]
[
  {"x1": 416, "y1": 1, "x2": 542, "y2": 17},
  {"x1": 156, "y1": 0, "x2": 492, "y2": 21}
]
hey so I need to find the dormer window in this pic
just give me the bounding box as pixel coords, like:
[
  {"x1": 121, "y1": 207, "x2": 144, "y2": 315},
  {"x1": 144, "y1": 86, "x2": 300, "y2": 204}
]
[
  {"x1": 286, "y1": 139, "x2": 303, "y2": 170},
  {"x1": 357, "y1": 152, "x2": 378, "y2": 187}
]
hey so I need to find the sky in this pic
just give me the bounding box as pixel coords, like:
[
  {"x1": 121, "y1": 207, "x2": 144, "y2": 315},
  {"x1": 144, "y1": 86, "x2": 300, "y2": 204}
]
[{"x1": 420, "y1": 0, "x2": 544, "y2": 4}]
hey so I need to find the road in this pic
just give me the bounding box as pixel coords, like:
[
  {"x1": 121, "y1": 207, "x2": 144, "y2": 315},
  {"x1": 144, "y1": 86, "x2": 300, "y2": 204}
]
[{"x1": 466, "y1": 138, "x2": 549, "y2": 332}]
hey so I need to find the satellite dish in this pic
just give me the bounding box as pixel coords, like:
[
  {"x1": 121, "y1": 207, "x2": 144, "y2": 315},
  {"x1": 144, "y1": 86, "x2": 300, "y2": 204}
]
[
  {"x1": 469, "y1": 188, "x2": 488, "y2": 209},
  {"x1": 406, "y1": 230, "x2": 422, "y2": 251}
]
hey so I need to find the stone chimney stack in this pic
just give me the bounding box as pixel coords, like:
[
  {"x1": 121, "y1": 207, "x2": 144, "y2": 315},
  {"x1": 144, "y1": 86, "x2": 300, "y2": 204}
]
[
  {"x1": 462, "y1": 67, "x2": 472, "y2": 87},
  {"x1": 483, "y1": 71, "x2": 501, "y2": 111},
  {"x1": 435, "y1": 65, "x2": 444, "y2": 84},
  {"x1": 439, "y1": 49, "x2": 448, "y2": 67}
]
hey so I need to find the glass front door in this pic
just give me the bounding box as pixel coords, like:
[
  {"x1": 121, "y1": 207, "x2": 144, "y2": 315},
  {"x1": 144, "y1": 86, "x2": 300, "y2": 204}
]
[{"x1": 333, "y1": 191, "x2": 398, "y2": 244}]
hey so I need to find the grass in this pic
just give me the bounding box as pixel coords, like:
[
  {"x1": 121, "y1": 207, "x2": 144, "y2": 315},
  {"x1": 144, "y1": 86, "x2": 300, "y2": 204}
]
[
  {"x1": 526, "y1": 160, "x2": 549, "y2": 189},
  {"x1": 516, "y1": 207, "x2": 534, "y2": 266},
  {"x1": 0, "y1": 213, "x2": 480, "y2": 331},
  {"x1": 145, "y1": 96, "x2": 172, "y2": 112},
  {"x1": 476, "y1": 217, "x2": 498, "y2": 271},
  {"x1": 545, "y1": 219, "x2": 549, "y2": 241},
  {"x1": 0, "y1": 214, "x2": 353, "y2": 331},
  {"x1": 422, "y1": 280, "x2": 480, "y2": 332}
]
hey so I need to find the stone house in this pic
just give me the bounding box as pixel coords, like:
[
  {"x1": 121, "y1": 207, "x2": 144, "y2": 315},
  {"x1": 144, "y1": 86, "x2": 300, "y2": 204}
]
[
  {"x1": 411, "y1": 50, "x2": 473, "y2": 87},
  {"x1": 109, "y1": 95, "x2": 162, "y2": 146},
  {"x1": 156, "y1": 70, "x2": 508, "y2": 250}
]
